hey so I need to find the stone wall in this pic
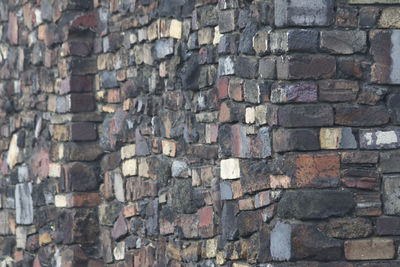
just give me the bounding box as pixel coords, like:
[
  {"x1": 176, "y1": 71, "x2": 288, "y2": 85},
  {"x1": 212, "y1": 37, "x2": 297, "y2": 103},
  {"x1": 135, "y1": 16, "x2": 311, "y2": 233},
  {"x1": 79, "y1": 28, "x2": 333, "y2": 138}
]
[{"x1": 1, "y1": 0, "x2": 400, "y2": 266}]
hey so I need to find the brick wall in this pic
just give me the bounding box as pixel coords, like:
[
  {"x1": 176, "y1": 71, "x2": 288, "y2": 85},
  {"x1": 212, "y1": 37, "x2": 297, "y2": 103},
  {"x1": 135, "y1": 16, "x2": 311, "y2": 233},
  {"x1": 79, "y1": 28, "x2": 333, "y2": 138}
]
[{"x1": 1, "y1": 0, "x2": 400, "y2": 265}]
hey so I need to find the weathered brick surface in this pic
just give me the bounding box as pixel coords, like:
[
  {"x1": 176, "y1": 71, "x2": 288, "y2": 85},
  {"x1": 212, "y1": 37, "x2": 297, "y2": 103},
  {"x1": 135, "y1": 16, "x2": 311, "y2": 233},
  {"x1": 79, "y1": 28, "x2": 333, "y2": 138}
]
[{"x1": 0, "y1": 0, "x2": 399, "y2": 266}]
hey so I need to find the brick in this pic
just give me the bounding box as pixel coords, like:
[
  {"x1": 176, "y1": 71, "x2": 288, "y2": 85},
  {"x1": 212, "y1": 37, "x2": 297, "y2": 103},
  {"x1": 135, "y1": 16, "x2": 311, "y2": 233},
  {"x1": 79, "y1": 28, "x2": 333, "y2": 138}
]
[
  {"x1": 239, "y1": 21, "x2": 258, "y2": 55},
  {"x1": 273, "y1": 128, "x2": 319, "y2": 152},
  {"x1": 370, "y1": 30, "x2": 400, "y2": 84},
  {"x1": 360, "y1": 129, "x2": 400, "y2": 149},
  {"x1": 341, "y1": 151, "x2": 379, "y2": 164},
  {"x1": 320, "y1": 30, "x2": 367, "y2": 54},
  {"x1": 320, "y1": 128, "x2": 357, "y2": 149},
  {"x1": 383, "y1": 175, "x2": 400, "y2": 215},
  {"x1": 278, "y1": 104, "x2": 334, "y2": 127},
  {"x1": 355, "y1": 193, "x2": 382, "y2": 217},
  {"x1": 235, "y1": 56, "x2": 258, "y2": 79},
  {"x1": 219, "y1": 10, "x2": 235, "y2": 33},
  {"x1": 155, "y1": 39, "x2": 174, "y2": 59},
  {"x1": 231, "y1": 124, "x2": 251, "y2": 158},
  {"x1": 123, "y1": 203, "x2": 139, "y2": 218},
  {"x1": 377, "y1": 217, "x2": 400, "y2": 235},
  {"x1": 335, "y1": 105, "x2": 389, "y2": 126},
  {"x1": 259, "y1": 57, "x2": 275, "y2": 79},
  {"x1": 218, "y1": 34, "x2": 239, "y2": 54},
  {"x1": 278, "y1": 190, "x2": 354, "y2": 219},
  {"x1": 291, "y1": 224, "x2": 342, "y2": 261},
  {"x1": 8, "y1": 12, "x2": 18, "y2": 45},
  {"x1": 170, "y1": 19, "x2": 182, "y2": 39},
  {"x1": 358, "y1": 85, "x2": 388, "y2": 106},
  {"x1": 336, "y1": 7, "x2": 358, "y2": 27},
  {"x1": 70, "y1": 122, "x2": 96, "y2": 141},
  {"x1": 71, "y1": 57, "x2": 97, "y2": 75},
  {"x1": 319, "y1": 80, "x2": 359, "y2": 102},
  {"x1": 388, "y1": 93, "x2": 400, "y2": 124},
  {"x1": 338, "y1": 57, "x2": 362, "y2": 80},
  {"x1": 271, "y1": 30, "x2": 319, "y2": 53},
  {"x1": 198, "y1": 206, "x2": 214, "y2": 238},
  {"x1": 344, "y1": 239, "x2": 395, "y2": 260},
  {"x1": 15, "y1": 183, "x2": 33, "y2": 225},
  {"x1": 253, "y1": 29, "x2": 269, "y2": 55},
  {"x1": 270, "y1": 175, "x2": 291, "y2": 189},
  {"x1": 292, "y1": 153, "x2": 340, "y2": 188},
  {"x1": 359, "y1": 7, "x2": 380, "y2": 28},
  {"x1": 66, "y1": 193, "x2": 101, "y2": 207},
  {"x1": 254, "y1": 191, "x2": 271, "y2": 208},
  {"x1": 220, "y1": 158, "x2": 240, "y2": 179},
  {"x1": 218, "y1": 77, "x2": 229, "y2": 99},
  {"x1": 274, "y1": 0, "x2": 334, "y2": 27},
  {"x1": 244, "y1": 80, "x2": 261, "y2": 103},
  {"x1": 349, "y1": 0, "x2": 400, "y2": 3},
  {"x1": 63, "y1": 143, "x2": 103, "y2": 161},
  {"x1": 341, "y1": 168, "x2": 379, "y2": 190},
  {"x1": 219, "y1": 101, "x2": 245, "y2": 123},
  {"x1": 271, "y1": 222, "x2": 342, "y2": 261},
  {"x1": 121, "y1": 144, "x2": 136, "y2": 159},
  {"x1": 198, "y1": 27, "x2": 214, "y2": 45},
  {"x1": 112, "y1": 213, "x2": 128, "y2": 241},
  {"x1": 0, "y1": 211, "x2": 12, "y2": 235},
  {"x1": 65, "y1": 162, "x2": 98, "y2": 192},
  {"x1": 50, "y1": 125, "x2": 69, "y2": 141},
  {"x1": 162, "y1": 139, "x2": 177, "y2": 157},
  {"x1": 107, "y1": 89, "x2": 121, "y2": 103},
  {"x1": 126, "y1": 177, "x2": 157, "y2": 201},
  {"x1": 378, "y1": 8, "x2": 400, "y2": 28},
  {"x1": 61, "y1": 76, "x2": 93, "y2": 95},
  {"x1": 381, "y1": 151, "x2": 400, "y2": 173},
  {"x1": 69, "y1": 93, "x2": 95, "y2": 112},
  {"x1": 228, "y1": 79, "x2": 243, "y2": 101},
  {"x1": 324, "y1": 218, "x2": 373, "y2": 239},
  {"x1": 218, "y1": 56, "x2": 235, "y2": 76},
  {"x1": 122, "y1": 159, "x2": 137, "y2": 177},
  {"x1": 277, "y1": 55, "x2": 336, "y2": 80},
  {"x1": 147, "y1": 21, "x2": 158, "y2": 41},
  {"x1": 271, "y1": 82, "x2": 317, "y2": 103}
]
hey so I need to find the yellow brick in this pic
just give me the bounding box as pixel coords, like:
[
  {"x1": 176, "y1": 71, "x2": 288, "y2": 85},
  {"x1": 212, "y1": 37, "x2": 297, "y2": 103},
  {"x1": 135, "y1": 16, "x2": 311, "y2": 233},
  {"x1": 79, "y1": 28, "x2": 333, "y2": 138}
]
[
  {"x1": 320, "y1": 128, "x2": 341, "y2": 149},
  {"x1": 122, "y1": 159, "x2": 137, "y2": 176},
  {"x1": 169, "y1": 19, "x2": 182, "y2": 39},
  {"x1": 121, "y1": 144, "x2": 136, "y2": 159}
]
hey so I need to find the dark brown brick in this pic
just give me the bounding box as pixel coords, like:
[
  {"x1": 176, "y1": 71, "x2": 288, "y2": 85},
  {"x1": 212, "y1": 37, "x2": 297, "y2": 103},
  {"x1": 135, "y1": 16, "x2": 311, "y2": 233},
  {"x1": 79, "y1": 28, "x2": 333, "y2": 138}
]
[
  {"x1": 278, "y1": 104, "x2": 334, "y2": 127},
  {"x1": 70, "y1": 93, "x2": 95, "y2": 112},
  {"x1": 70, "y1": 122, "x2": 96, "y2": 141},
  {"x1": 61, "y1": 76, "x2": 93, "y2": 95},
  {"x1": 277, "y1": 55, "x2": 336, "y2": 80},
  {"x1": 335, "y1": 105, "x2": 389, "y2": 126}
]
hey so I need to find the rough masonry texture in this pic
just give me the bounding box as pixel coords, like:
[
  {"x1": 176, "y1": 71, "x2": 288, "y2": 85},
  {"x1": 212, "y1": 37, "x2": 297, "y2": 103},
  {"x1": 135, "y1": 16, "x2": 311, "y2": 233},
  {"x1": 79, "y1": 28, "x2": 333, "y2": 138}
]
[{"x1": 0, "y1": 0, "x2": 400, "y2": 266}]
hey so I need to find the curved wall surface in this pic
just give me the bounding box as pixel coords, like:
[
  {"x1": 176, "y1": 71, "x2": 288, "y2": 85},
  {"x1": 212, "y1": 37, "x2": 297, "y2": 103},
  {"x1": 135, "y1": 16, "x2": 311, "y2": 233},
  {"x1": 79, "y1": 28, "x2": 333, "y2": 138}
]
[{"x1": 1, "y1": 0, "x2": 400, "y2": 266}]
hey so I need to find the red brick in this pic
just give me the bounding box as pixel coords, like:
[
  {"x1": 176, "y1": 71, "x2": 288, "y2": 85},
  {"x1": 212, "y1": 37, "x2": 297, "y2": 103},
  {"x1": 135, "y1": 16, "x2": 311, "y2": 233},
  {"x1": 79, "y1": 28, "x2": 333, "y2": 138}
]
[
  {"x1": 107, "y1": 89, "x2": 121, "y2": 103},
  {"x1": 218, "y1": 77, "x2": 229, "y2": 99},
  {"x1": 293, "y1": 153, "x2": 340, "y2": 188},
  {"x1": 30, "y1": 147, "x2": 50, "y2": 180},
  {"x1": 71, "y1": 12, "x2": 98, "y2": 30},
  {"x1": 198, "y1": 206, "x2": 214, "y2": 238},
  {"x1": 123, "y1": 203, "x2": 139, "y2": 218},
  {"x1": 66, "y1": 193, "x2": 101, "y2": 207}
]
